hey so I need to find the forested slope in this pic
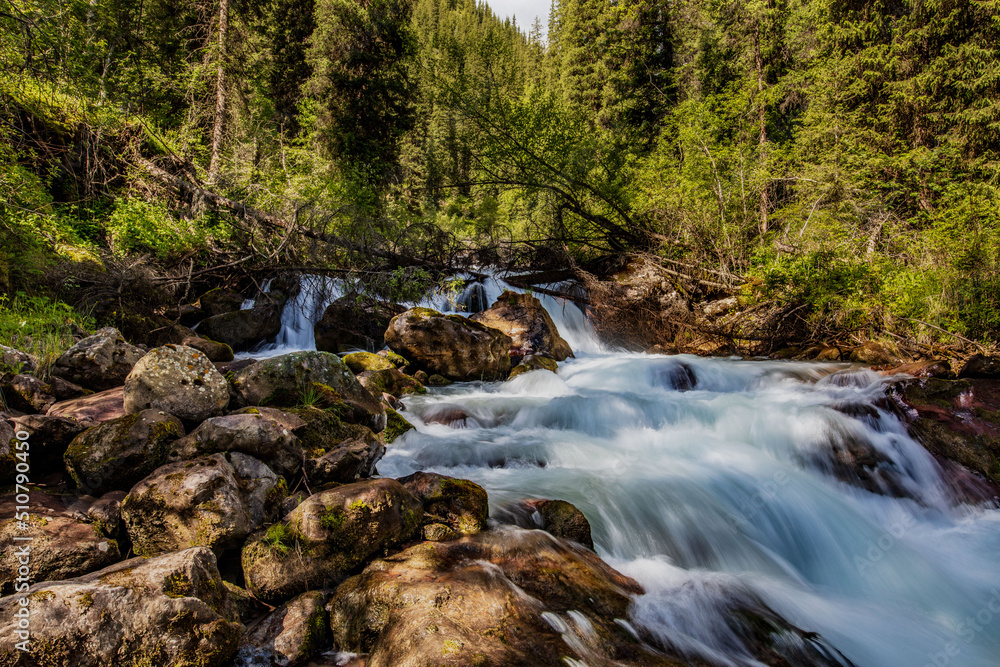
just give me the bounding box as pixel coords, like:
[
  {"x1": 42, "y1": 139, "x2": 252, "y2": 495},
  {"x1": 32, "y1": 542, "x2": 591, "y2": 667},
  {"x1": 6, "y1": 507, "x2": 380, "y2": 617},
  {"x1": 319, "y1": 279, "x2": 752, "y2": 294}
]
[{"x1": 2, "y1": 0, "x2": 999, "y2": 357}]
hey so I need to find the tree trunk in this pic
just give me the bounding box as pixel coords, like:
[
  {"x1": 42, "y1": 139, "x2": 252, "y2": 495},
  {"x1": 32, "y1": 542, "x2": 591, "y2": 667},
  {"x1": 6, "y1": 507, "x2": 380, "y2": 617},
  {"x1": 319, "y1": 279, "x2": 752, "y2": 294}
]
[
  {"x1": 754, "y1": 23, "x2": 769, "y2": 236},
  {"x1": 208, "y1": 0, "x2": 229, "y2": 183}
]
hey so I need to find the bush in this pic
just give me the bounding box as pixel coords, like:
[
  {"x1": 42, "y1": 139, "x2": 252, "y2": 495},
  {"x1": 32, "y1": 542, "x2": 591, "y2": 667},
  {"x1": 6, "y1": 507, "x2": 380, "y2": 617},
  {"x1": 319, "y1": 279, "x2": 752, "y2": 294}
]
[
  {"x1": 0, "y1": 292, "x2": 95, "y2": 377},
  {"x1": 106, "y1": 198, "x2": 224, "y2": 258}
]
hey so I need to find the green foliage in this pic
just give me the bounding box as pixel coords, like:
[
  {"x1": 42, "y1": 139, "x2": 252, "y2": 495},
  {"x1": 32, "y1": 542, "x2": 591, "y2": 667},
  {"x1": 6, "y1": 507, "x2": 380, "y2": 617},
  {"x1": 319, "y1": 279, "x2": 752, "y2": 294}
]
[
  {"x1": 0, "y1": 292, "x2": 95, "y2": 376},
  {"x1": 262, "y1": 523, "x2": 294, "y2": 557},
  {"x1": 106, "y1": 199, "x2": 227, "y2": 258}
]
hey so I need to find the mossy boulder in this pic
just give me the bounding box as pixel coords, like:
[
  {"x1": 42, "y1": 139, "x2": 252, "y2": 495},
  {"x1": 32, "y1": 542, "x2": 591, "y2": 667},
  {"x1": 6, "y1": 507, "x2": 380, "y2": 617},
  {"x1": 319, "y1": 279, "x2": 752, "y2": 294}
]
[
  {"x1": 51, "y1": 327, "x2": 145, "y2": 391},
  {"x1": 0, "y1": 547, "x2": 243, "y2": 667},
  {"x1": 233, "y1": 590, "x2": 328, "y2": 667},
  {"x1": 303, "y1": 430, "x2": 385, "y2": 486},
  {"x1": 241, "y1": 479, "x2": 422, "y2": 605},
  {"x1": 1, "y1": 374, "x2": 56, "y2": 413},
  {"x1": 471, "y1": 290, "x2": 573, "y2": 361},
  {"x1": 378, "y1": 349, "x2": 409, "y2": 368},
  {"x1": 357, "y1": 367, "x2": 426, "y2": 399},
  {"x1": 397, "y1": 471, "x2": 489, "y2": 535},
  {"x1": 499, "y1": 498, "x2": 594, "y2": 549},
  {"x1": 181, "y1": 335, "x2": 235, "y2": 363},
  {"x1": 122, "y1": 452, "x2": 284, "y2": 557},
  {"x1": 509, "y1": 354, "x2": 559, "y2": 379},
  {"x1": 278, "y1": 406, "x2": 374, "y2": 454},
  {"x1": 343, "y1": 351, "x2": 395, "y2": 373},
  {"x1": 0, "y1": 493, "x2": 121, "y2": 595},
  {"x1": 169, "y1": 412, "x2": 304, "y2": 477},
  {"x1": 231, "y1": 351, "x2": 386, "y2": 433},
  {"x1": 384, "y1": 308, "x2": 513, "y2": 381},
  {"x1": 199, "y1": 287, "x2": 246, "y2": 317},
  {"x1": 197, "y1": 290, "x2": 289, "y2": 351},
  {"x1": 64, "y1": 409, "x2": 185, "y2": 495},
  {"x1": 124, "y1": 344, "x2": 230, "y2": 422},
  {"x1": 382, "y1": 407, "x2": 414, "y2": 444}
]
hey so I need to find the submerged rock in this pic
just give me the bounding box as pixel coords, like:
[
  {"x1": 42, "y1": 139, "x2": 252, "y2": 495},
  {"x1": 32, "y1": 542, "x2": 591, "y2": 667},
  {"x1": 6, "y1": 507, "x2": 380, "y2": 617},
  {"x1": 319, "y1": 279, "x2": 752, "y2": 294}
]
[
  {"x1": 231, "y1": 351, "x2": 386, "y2": 433},
  {"x1": 64, "y1": 409, "x2": 185, "y2": 494},
  {"x1": 385, "y1": 307, "x2": 513, "y2": 381},
  {"x1": 124, "y1": 344, "x2": 230, "y2": 422},
  {"x1": 241, "y1": 479, "x2": 422, "y2": 605},
  {"x1": 471, "y1": 290, "x2": 573, "y2": 361},
  {"x1": 51, "y1": 327, "x2": 145, "y2": 391},
  {"x1": 0, "y1": 547, "x2": 243, "y2": 667}
]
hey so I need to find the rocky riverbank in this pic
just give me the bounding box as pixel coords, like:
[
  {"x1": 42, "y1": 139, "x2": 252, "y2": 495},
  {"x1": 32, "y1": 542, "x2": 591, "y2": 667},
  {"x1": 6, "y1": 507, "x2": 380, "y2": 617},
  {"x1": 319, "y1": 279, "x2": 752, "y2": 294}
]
[{"x1": 0, "y1": 280, "x2": 996, "y2": 666}]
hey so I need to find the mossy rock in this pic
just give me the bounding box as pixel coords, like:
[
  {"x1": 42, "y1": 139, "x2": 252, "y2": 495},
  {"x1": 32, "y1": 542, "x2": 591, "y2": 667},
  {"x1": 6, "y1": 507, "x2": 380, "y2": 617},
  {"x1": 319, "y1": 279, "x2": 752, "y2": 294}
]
[
  {"x1": 383, "y1": 408, "x2": 414, "y2": 444},
  {"x1": 358, "y1": 367, "x2": 426, "y2": 399},
  {"x1": 427, "y1": 374, "x2": 451, "y2": 387},
  {"x1": 344, "y1": 351, "x2": 395, "y2": 373},
  {"x1": 397, "y1": 471, "x2": 489, "y2": 535},
  {"x1": 510, "y1": 355, "x2": 559, "y2": 379}
]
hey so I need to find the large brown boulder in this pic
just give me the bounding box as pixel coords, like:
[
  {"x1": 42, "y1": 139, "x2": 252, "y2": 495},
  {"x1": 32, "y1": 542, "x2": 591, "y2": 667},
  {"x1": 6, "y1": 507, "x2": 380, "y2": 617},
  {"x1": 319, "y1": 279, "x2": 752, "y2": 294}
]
[
  {"x1": 196, "y1": 292, "x2": 288, "y2": 351},
  {"x1": 0, "y1": 547, "x2": 243, "y2": 667},
  {"x1": 241, "y1": 479, "x2": 422, "y2": 604},
  {"x1": 51, "y1": 327, "x2": 145, "y2": 391},
  {"x1": 233, "y1": 590, "x2": 328, "y2": 667},
  {"x1": 46, "y1": 386, "x2": 125, "y2": 425},
  {"x1": 384, "y1": 308, "x2": 513, "y2": 381},
  {"x1": 472, "y1": 290, "x2": 573, "y2": 361},
  {"x1": 314, "y1": 296, "x2": 403, "y2": 353},
  {"x1": 398, "y1": 471, "x2": 489, "y2": 535},
  {"x1": 199, "y1": 287, "x2": 246, "y2": 316},
  {"x1": 231, "y1": 351, "x2": 385, "y2": 433},
  {"x1": 122, "y1": 452, "x2": 285, "y2": 556},
  {"x1": 124, "y1": 344, "x2": 230, "y2": 422},
  {"x1": 169, "y1": 411, "x2": 304, "y2": 477},
  {"x1": 64, "y1": 409, "x2": 185, "y2": 494}
]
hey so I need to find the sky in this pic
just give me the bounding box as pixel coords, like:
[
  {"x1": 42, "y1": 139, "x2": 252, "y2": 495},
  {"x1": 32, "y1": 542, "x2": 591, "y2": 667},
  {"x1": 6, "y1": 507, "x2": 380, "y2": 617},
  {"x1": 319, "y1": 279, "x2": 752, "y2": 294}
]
[{"x1": 486, "y1": 0, "x2": 546, "y2": 35}]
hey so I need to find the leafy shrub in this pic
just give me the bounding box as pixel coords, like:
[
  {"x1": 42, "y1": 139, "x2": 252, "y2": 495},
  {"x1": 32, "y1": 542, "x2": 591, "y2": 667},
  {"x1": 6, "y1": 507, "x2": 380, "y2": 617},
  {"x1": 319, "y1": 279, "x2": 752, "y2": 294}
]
[
  {"x1": 106, "y1": 198, "x2": 222, "y2": 258},
  {"x1": 0, "y1": 292, "x2": 95, "y2": 377}
]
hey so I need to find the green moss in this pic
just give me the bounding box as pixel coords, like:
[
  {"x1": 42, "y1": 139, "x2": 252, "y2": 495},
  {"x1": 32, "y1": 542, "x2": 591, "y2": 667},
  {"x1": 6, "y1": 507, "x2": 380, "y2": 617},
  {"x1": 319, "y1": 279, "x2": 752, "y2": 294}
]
[
  {"x1": 344, "y1": 351, "x2": 395, "y2": 373},
  {"x1": 77, "y1": 591, "x2": 95, "y2": 610},
  {"x1": 427, "y1": 374, "x2": 451, "y2": 386},
  {"x1": 164, "y1": 572, "x2": 194, "y2": 598},
  {"x1": 263, "y1": 523, "x2": 294, "y2": 557},
  {"x1": 383, "y1": 408, "x2": 414, "y2": 444},
  {"x1": 380, "y1": 350, "x2": 408, "y2": 368},
  {"x1": 320, "y1": 508, "x2": 347, "y2": 531}
]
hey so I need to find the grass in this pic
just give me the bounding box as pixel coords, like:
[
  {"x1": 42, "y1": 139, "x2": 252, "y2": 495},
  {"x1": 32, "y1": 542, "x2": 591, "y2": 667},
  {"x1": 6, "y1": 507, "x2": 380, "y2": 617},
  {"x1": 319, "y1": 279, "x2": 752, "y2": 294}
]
[{"x1": 0, "y1": 292, "x2": 95, "y2": 378}]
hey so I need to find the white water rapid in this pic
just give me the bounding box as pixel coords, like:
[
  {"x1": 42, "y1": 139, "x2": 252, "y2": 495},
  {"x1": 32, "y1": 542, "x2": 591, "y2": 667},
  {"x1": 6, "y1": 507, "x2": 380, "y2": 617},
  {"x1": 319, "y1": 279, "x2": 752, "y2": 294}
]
[{"x1": 251, "y1": 273, "x2": 1000, "y2": 667}]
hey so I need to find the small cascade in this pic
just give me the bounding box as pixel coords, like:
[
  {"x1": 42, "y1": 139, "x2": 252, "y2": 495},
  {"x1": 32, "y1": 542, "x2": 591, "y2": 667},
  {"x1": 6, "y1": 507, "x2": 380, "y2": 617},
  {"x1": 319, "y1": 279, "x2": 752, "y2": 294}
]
[{"x1": 238, "y1": 275, "x2": 344, "y2": 359}]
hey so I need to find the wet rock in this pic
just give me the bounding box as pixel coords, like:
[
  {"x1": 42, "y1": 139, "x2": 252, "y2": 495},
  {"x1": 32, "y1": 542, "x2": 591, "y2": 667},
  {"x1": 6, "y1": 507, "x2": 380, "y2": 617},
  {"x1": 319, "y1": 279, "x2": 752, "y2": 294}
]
[
  {"x1": 122, "y1": 452, "x2": 284, "y2": 557},
  {"x1": 1, "y1": 374, "x2": 55, "y2": 413},
  {"x1": 343, "y1": 351, "x2": 395, "y2": 373},
  {"x1": 0, "y1": 493, "x2": 121, "y2": 594},
  {"x1": 233, "y1": 591, "x2": 328, "y2": 667},
  {"x1": 51, "y1": 327, "x2": 145, "y2": 391},
  {"x1": 397, "y1": 471, "x2": 488, "y2": 535},
  {"x1": 510, "y1": 354, "x2": 559, "y2": 379},
  {"x1": 200, "y1": 287, "x2": 246, "y2": 316},
  {"x1": 231, "y1": 351, "x2": 386, "y2": 433},
  {"x1": 884, "y1": 359, "x2": 956, "y2": 379},
  {"x1": 124, "y1": 344, "x2": 230, "y2": 422},
  {"x1": 0, "y1": 414, "x2": 87, "y2": 483},
  {"x1": 471, "y1": 290, "x2": 573, "y2": 361},
  {"x1": 303, "y1": 430, "x2": 385, "y2": 485},
  {"x1": 849, "y1": 341, "x2": 901, "y2": 367},
  {"x1": 809, "y1": 425, "x2": 912, "y2": 499},
  {"x1": 651, "y1": 360, "x2": 698, "y2": 391},
  {"x1": 181, "y1": 335, "x2": 235, "y2": 362},
  {"x1": 327, "y1": 529, "x2": 675, "y2": 667},
  {"x1": 64, "y1": 409, "x2": 185, "y2": 494},
  {"x1": 169, "y1": 412, "x2": 303, "y2": 477},
  {"x1": 46, "y1": 386, "x2": 125, "y2": 424},
  {"x1": 197, "y1": 292, "x2": 287, "y2": 351},
  {"x1": 958, "y1": 354, "x2": 1000, "y2": 379},
  {"x1": 314, "y1": 296, "x2": 403, "y2": 353},
  {"x1": 0, "y1": 344, "x2": 36, "y2": 374},
  {"x1": 382, "y1": 407, "x2": 413, "y2": 444},
  {"x1": 241, "y1": 479, "x2": 422, "y2": 605},
  {"x1": 0, "y1": 547, "x2": 243, "y2": 667},
  {"x1": 385, "y1": 308, "x2": 512, "y2": 381},
  {"x1": 423, "y1": 404, "x2": 474, "y2": 428},
  {"x1": 422, "y1": 522, "x2": 459, "y2": 541},
  {"x1": 499, "y1": 498, "x2": 595, "y2": 550},
  {"x1": 357, "y1": 367, "x2": 425, "y2": 399}
]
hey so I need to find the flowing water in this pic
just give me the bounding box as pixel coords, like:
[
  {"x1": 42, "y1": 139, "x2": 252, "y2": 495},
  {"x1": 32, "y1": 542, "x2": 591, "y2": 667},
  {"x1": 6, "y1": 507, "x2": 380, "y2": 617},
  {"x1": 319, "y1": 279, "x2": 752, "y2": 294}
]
[{"x1": 253, "y1": 273, "x2": 1000, "y2": 667}]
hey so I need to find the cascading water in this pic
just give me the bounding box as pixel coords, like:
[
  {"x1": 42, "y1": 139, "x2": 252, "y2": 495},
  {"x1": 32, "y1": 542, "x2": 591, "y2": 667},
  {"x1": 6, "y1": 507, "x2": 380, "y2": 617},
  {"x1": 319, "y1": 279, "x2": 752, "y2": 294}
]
[
  {"x1": 238, "y1": 271, "x2": 1000, "y2": 666},
  {"x1": 238, "y1": 275, "x2": 345, "y2": 358}
]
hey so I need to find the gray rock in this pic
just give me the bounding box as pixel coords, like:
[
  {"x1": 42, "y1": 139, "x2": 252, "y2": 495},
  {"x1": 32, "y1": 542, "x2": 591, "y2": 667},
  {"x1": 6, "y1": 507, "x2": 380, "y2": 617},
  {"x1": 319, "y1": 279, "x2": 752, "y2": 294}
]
[
  {"x1": 169, "y1": 412, "x2": 303, "y2": 477},
  {"x1": 303, "y1": 432, "x2": 385, "y2": 485},
  {"x1": 0, "y1": 547, "x2": 243, "y2": 667},
  {"x1": 197, "y1": 291, "x2": 288, "y2": 350},
  {"x1": 51, "y1": 327, "x2": 145, "y2": 391},
  {"x1": 122, "y1": 452, "x2": 285, "y2": 557},
  {"x1": 471, "y1": 290, "x2": 573, "y2": 361},
  {"x1": 1, "y1": 374, "x2": 55, "y2": 413},
  {"x1": 124, "y1": 344, "x2": 230, "y2": 422},
  {"x1": 234, "y1": 591, "x2": 328, "y2": 667},
  {"x1": 0, "y1": 344, "x2": 36, "y2": 375}
]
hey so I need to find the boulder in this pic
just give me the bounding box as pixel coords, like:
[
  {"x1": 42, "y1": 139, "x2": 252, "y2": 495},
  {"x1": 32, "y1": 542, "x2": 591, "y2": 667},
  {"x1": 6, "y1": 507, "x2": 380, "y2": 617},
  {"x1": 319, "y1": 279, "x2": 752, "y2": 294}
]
[
  {"x1": 385, "y1": 308, "x2": 513, "y2": 381},
  {"x1": 181, "y1": 335, "x2": 235, "y2": 362},
  {"x1": 64, "y1": 409, "x2": 185, "y2": 494},
  {"x1": 327, "y1": 529, "x2": 674, "y2": 667},
  {"x1": 884, "y1": 359, "x2": 956, "y2": 379},
  {"x1": 169, "y1": 412, "x2": 304, "y2": 477},
  {"x1": 472, "y1": 290, "x2": 573, "y2": 361},
  {"x1": 397, "y1": 471, "x2": 489, "y2": 535},
  {"x1": 497, "y1": 498, "x2": 594, "y2": 549},
  {"x1": 197, "y1": 303, "x2": 282, "y2": 351},
  {"x1": 1, "y1": 374, "x2": 55, "y2": 413},
  {"x1": 200, "y1": 287, "x2": 246, "y2": 316},
  {"x1": 0, "y1": 414, "x2": 87, "y2": 483},
  {"x1": 124, "y1": 344, "x2": 230, "y2": 422},
  {"x1": 958, "y1": 354, "x2": 1000, "y2": 379},
  {"x1": 849, "y1": 340, "x2": 901, "y2": 366},
  {"x1": 51, "y1": 327, "x2": 145, "y2": 391},
  {"x1": 0, "y1": 547, "x2": 243, "y2": 667},
  {"x1": 314, "y1": 296, "x2": 403, "y2": 353},
  {"x1": 510, "y1": 354, "x2": 559, "y2": 379},
  {"x1": 231, "y1": 351, "x2": 385, "y2": 433},
  {"x1": 383, "y1": 407, "x2": 414, "y2": 444},
  {"x1": 48, "y1": 375, "x2": 90, "y2": 400},
  {"x1": 357, "y1": 367, "x2": 426, "y2": 399},
  {"x1": 241, "y1": 479, "x2": 422, "y2": 604},
  {"x1": 233, "y1": 591, "x2": 328, "y2": 667},
  {"x1": 46, "y1": 386, "x2": 125, "y2": 424},
  {"x1": 343, "y1": 351, "x2": 395, "y2": 373},
  {"x1": 303, "y1": 430, "x2": 385, "y2": 486},
  {"x1": 122, "y1": 452, "x2": 285, "y2": 557},
  {"x1": 0, "y1": 493, "x2": 121, "y2": 595},
  {"x1": 277, "y1": 406, "x2": 376, "y2": 456},
  {"x1": 0, "y1": 344, "x2": 36, "y2": 375}
]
